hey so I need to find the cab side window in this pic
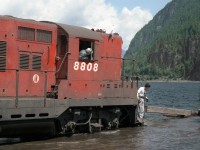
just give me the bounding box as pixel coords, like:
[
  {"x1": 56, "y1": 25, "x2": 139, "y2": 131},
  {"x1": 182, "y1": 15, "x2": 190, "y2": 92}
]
[{"x1": 79, "y1": 40, "x2": 94, "y2": 61}]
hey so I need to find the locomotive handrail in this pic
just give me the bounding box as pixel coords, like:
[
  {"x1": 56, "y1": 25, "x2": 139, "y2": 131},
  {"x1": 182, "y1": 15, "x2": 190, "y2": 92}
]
[
  {"x1": 101, "y1": 56, "x2": 135, "y2": 61},
  {"x1": 100, "y1": 56, "x2": 136, "y2": 87},
  {"x1": 4, "y1": 68, "x2": 56, "y2": 72},
  {"x1": 2, "y1": 69, "x2": 56, "y2": 108},
  {"x1": 56, "y1": 52, "x2": 71, "y2": 74}
]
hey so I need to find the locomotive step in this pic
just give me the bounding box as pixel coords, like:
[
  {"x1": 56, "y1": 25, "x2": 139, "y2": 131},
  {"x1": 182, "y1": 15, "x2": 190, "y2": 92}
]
[{"x1": 90, "y1": 123, "x2": 103, "y2": 128}]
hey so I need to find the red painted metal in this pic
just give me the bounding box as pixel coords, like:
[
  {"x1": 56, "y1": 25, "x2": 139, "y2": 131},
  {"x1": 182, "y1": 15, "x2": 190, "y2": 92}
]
[
  {"x1": 0, "y1": 15, "x2": 137, "y2": 101},
  {"x1": 0, "y1": 16, "x2": 138, "y2": 137},
  {"x1": 0, "y1": 16, "x2": 56, "y2": 97}
]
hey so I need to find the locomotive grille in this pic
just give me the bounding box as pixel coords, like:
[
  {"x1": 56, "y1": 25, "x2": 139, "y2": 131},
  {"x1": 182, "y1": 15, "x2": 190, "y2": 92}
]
[
  {"x1": 32, "y1": 55, "x2": 41, "y2": 70},
  {"x1": 37, "y1": 29, "x2": 52, "y2": 43},
  {"x1": 0, "y1": 41, "x2": 7, "y2": 71},
  {"x1": 19, "y1": 54, "x2": 29, "y2": 69},
  {"x1": 18, "y1": 27, "x2": 35, "y2": 41}
]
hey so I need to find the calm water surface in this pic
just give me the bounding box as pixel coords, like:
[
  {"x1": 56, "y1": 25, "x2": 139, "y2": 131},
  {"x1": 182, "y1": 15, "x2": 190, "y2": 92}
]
[{"x1": 1, "y1": 82, "x2": 200, "y2": 150}]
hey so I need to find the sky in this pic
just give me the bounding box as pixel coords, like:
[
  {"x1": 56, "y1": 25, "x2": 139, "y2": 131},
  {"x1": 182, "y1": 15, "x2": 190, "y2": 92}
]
[{"x1": 0, "y1": 0, "x2": 171, "y2": 50}]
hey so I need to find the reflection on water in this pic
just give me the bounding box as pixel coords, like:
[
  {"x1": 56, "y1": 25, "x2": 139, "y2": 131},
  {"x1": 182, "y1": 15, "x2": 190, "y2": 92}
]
[
  {"x1": 1, "y1": 117, "x2": 200, "y2": 150},
  {"x1": 1, "y1": 82, "x2": 200, "y2": 150},
  {"x1": 0, "y1": 115, "x2": 200, "y2": 150}
]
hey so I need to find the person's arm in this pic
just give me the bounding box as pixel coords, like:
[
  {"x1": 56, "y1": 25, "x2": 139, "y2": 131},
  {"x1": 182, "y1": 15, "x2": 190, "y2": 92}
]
[
  {"x1": 137, "y1": 87, "x2": 145, "y2": 98},
  {"x1": 137, "y1": 87, "x2": 144, "y2": 103},
  {"x1": 145, "y1": 96, "x2": 149, "y2": 102},
  {"x1": 137, "y1": 88, "x2": 141, "y2": 99}
]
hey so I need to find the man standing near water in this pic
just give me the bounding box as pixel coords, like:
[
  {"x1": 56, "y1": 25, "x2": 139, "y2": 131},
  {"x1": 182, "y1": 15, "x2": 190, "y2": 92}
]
[{"x1": 137, "y1": 83, "x2": 151, "y2": 125}]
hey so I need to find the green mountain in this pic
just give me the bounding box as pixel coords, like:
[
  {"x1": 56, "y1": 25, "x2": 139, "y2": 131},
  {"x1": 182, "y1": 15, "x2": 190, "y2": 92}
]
[{"x1": 124, "y1": 0, "x2": 200, "y2": 81}]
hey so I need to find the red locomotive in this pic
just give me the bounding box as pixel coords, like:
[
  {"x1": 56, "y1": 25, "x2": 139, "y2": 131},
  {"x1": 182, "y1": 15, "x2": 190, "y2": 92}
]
[{"x1": 0, "y1": 15, "x2": 138, "y2": 137}]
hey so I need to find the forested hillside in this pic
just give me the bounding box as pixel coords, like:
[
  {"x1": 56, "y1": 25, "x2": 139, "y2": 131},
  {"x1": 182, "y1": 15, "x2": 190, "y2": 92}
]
[{"x1": 124, "y1": 0, "x2": 200, "y2": 81}]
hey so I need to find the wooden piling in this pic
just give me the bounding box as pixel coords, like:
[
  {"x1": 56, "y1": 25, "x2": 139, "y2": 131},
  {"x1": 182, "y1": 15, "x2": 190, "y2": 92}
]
[{"x1": 145, "y1": 106, "x2": 198, "y2": 117}]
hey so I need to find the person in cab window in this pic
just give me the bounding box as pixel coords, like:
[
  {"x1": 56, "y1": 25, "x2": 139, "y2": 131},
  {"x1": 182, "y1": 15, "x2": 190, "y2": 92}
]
[
  {"x1": 137, "y1": 83, "x2": 151, "y2": 125},
  {"x1": 79, "y1": 48, "x2": 93, "y2": 60}
]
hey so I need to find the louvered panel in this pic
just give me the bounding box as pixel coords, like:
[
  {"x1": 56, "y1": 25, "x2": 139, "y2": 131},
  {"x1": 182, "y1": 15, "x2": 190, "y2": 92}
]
[
  {"x1": 32, "y1": 55, "x2": 41, "y2": 70},
  {"x1": 19, "y1": 54, "x2": 29, "y2": 69},
  {"x1": 18, "y1": 26, "x2": 35, "y2": 41},
  {"x1": 37, "y1": 29, "x2": 52, "y2": 43},
  {"x1": 0, "y1": 41, "x2": 6, "y2": 71}
]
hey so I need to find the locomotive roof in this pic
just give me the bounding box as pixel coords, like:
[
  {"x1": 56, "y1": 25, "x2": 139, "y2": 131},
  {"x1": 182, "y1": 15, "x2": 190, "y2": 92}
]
[
  {"x1": 0, "y1": 15, "x2": 102, "y2": 41},
  {"x1": 0, "y1": 15, "x2": 56, "y2": 27},
  {"x1": 56, "y1": 23, "x2": 102, "y2": 41}
]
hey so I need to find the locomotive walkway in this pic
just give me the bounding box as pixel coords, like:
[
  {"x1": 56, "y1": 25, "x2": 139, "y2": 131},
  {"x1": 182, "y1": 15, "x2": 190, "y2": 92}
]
[{"x1": 145, "y1": 106, "x2": 200, "y2": 117}]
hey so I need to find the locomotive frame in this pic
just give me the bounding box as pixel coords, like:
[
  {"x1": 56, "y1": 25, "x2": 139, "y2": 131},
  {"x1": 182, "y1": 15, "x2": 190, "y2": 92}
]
[{"x1": 0, "y1": 15, "x2": 138, "y2": 137}]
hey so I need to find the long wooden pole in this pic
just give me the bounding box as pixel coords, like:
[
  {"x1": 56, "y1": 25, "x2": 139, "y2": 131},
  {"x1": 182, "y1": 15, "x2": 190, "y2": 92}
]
[{"x1": 145, "y1": 106, "x2": 198, "y2": 117}]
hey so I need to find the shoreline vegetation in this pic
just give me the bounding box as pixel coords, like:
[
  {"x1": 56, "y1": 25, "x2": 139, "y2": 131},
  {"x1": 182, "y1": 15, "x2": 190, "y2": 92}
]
[
  {"x1": 144, "y1": 79, "x2": 200, "y2": 83},
  {"x1": 124, "y1": 0, "x2": 200, "y2": 81}
]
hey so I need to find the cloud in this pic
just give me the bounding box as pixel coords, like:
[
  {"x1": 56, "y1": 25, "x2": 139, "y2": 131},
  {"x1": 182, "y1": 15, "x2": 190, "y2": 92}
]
[
  {"x1": 119, "y1": 6, "x2": 153, "y2": 50},
  {"x1": 0, "y1": 0, "x2": 152, "y2": 50}
]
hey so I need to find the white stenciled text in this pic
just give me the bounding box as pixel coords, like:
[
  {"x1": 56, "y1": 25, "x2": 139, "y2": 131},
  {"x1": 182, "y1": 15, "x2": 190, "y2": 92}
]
[{"x1": 73, "y1": 61, "x2": 98, "y2": 72}]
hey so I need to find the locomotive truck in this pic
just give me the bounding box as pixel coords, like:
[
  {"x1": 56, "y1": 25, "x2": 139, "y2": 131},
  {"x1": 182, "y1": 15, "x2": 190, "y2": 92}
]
[{"x1": 0, "y1": 15, "x2": 138, "y2": 137}]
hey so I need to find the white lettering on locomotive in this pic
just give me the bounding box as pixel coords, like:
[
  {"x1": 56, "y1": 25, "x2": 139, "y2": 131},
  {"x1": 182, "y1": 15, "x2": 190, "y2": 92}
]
[
  {"x1": 73, "y1": 61, "x2": 98, "y2": 72},
  {"x1": 33, "y1": 74, "x2": 40, "y2": 83}
]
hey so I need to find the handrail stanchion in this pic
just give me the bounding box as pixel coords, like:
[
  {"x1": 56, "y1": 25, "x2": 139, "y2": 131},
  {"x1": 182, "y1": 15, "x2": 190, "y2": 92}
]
[
  {"x1": 122, "y1": 58, "x2": 124, "y2": 87},
  {"x1": 16, "y1": 69, "x2": 19, "y2": 108},
  {"x1": 44, "y1": 71, "x2": 47, "y2": 107}
]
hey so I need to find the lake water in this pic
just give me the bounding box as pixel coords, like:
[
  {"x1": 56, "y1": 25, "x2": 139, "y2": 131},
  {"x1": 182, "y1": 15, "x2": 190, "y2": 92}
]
[{"x1": 1, "y1": 82, "x2": 200, "y2": 150}]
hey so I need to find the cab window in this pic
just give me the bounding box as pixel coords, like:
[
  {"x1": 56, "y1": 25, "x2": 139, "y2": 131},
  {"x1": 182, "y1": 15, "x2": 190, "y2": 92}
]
[{"x1": 79, "y1": 40, "x2": 94, "y2": 61}]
